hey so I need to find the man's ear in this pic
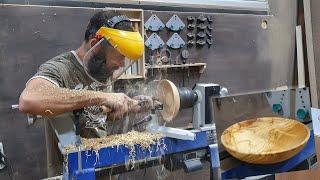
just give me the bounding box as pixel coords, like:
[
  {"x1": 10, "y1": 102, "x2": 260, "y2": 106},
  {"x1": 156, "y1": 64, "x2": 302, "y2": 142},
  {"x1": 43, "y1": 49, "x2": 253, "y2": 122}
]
[{"x1": 90, "y1": 38, "x2": 99, "y2": 48}]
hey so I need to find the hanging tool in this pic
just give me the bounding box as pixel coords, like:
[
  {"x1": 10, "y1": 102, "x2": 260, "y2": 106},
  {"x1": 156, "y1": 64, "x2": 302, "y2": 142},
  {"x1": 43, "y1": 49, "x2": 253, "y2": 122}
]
[
  {"x1": 207, "y1": 16, "x2": 213, "y2": 23},
  {"x1": 187, "y1": 40, "x2": 195, "y2": 46},
  {"x1": 187, "y1": 16, "x2": 195, "y2": 22},
  {"x1": 144, "y1": 14, "x2": 165, "y2": 32},
  {"x1": 196, "y1": 40, "x2": 206, "y2": 47},
  {"x1": 206, "y1": 31, "x2": 213, "y2": 38},
  {"x1": 197, "y1": 31, "x2": 206, "y2": 38},
  {"x1": 197, "y1": 15, "x2": 207, "y2": 23},
  {"x1": 197, "y1": 24, "x2": 206, "y2": 31},
  {"x1": 181, "y1": 50, "x2": 190, "y2": 64},
  {"x1": 166, "y1": 14, "x2": 185, "y2": 31},
  {"x1": 207, "y1": 39, "x2": 213, "y2": 47},
  {"x1": 187, "y1": 33, "x2": 195, "y2": 39},
  {"x1": 187, "y1": 24, "x2": 196, "y2": 30}
]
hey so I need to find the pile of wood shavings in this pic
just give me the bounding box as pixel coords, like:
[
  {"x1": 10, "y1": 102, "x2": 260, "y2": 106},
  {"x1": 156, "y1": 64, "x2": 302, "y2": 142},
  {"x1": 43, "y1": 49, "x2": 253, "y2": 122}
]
[
  {"x1": 64, "y1": 131, "x2": 165, "y2": 170},
  {"x1": 65, "y1": 131, "x2": 163, "y2": 152}
]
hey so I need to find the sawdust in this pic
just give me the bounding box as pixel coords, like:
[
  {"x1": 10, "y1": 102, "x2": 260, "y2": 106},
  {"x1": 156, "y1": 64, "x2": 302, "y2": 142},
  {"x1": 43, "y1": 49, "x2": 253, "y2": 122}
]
[
  {"x1": 25, "y1": 82, "x2": 132, "y2": 118},
  {"x1": 65, "y1": 130, "x2": 163, "y2": 152},
  {"x1": 65, "y1": 131, "x2": 165, "y2": 170}
]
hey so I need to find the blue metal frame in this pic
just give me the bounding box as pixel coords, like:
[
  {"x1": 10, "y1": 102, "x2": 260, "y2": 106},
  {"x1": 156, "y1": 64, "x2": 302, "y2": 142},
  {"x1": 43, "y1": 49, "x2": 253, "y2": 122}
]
[
  {"x1": 222, "y1": 132, "x2": 316, "y2": 179},
  {"x1": 65, "y1": 131, "x2": 214, "y2": 179},
  {"x1": 64, "y1": 130, "x2": 316, "y2": 180}
]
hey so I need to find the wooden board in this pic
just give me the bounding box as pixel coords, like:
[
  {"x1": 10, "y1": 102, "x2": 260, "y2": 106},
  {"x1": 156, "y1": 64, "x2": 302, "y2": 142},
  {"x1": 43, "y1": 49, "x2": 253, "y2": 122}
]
[
  {"x1": 221, "y1": 117, "x2": 310, "y2": 164},
  {"x1": 296, "y1": 25, "x2": 306, "y2": 88}
]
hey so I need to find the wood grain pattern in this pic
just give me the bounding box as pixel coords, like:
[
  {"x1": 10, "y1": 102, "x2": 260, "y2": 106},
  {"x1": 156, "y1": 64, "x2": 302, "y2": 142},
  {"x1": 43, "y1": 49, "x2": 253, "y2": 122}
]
[
  {"x1": 221, "y1": 117, "x2": 310, "y2": 164},
  {"x1": 157, "y1": 79, "x2": 180, "y2": 122},
  {"x1": 276, "y1": 136, "x2": 320, "y2": 180}
]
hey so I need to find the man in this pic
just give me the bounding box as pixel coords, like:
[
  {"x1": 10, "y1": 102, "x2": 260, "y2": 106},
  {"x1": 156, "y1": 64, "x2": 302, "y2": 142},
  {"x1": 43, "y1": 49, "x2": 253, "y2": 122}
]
[{"x1": 19, "y1": 11, "x2": 149, "y2": 177}]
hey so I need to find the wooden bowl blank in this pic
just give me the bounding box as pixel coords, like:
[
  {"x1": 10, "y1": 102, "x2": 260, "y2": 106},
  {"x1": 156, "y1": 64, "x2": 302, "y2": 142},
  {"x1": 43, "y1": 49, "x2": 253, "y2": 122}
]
[
  {"x1": 157, "y1": 79, "x2": 180, "y2": 122},
  {"x1": 221, "y1": 117, "x2": 310, "y2": 164}
]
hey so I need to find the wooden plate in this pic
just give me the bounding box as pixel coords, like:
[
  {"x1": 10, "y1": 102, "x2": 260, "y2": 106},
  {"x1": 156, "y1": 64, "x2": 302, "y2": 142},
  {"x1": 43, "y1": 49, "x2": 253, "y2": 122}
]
[
  {"x1": 221, "y1": 117, "x2": 310, "y2": 164},
  {"x1": 157, "y1": 79, "x2": 180, "y2": 122}
]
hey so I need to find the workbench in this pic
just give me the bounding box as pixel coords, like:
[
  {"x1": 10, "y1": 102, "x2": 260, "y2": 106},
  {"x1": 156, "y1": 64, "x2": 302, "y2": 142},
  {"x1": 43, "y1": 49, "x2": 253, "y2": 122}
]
[{"x1": 64, "y1": 131, "x2": 219, "y2": 179}]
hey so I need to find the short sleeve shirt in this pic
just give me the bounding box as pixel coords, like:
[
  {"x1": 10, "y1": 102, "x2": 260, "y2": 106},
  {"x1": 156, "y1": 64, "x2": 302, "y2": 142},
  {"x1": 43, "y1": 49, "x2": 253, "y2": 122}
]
[{"x1": 29, "y1": 51, "x2": 113, "y2": 137}]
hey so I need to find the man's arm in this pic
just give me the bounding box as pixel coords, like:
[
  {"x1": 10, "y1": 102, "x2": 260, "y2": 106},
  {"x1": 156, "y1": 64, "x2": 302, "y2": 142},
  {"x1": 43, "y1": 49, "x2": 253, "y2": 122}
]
[{"x1": 19, "y1": 78, "x2": 131, "y2": 117}]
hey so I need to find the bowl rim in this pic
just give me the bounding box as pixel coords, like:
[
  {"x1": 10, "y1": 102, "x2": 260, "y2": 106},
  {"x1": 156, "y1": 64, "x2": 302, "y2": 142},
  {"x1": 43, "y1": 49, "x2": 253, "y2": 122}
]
[{"x1": 220, "y1": 117, "x2": 310, "y2": 156}]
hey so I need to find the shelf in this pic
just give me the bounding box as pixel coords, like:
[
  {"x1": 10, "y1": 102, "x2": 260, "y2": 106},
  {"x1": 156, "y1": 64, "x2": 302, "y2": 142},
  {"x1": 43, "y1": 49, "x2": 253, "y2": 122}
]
[{"x1": 145, "y1": 63, "x2": 207, "y2": 73}]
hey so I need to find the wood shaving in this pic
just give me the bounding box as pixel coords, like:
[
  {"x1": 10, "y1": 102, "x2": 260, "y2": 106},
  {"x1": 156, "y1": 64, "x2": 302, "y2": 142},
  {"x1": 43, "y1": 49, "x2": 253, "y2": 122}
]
[
  {"x1": 65, "y1": 130, "x2": 163, "y2": 152},
  {"x1": 64, "y1": 131, "x2": 164, "y2": 170},
  {"x1": 45, "y1": 109, "x2": 54, "y2": 115}
]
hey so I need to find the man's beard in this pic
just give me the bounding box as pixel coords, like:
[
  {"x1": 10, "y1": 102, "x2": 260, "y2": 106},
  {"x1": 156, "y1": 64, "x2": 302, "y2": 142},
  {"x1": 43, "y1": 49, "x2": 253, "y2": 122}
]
[{"x1": 87, "y1": 52, "x2": 113, "y2": 82}]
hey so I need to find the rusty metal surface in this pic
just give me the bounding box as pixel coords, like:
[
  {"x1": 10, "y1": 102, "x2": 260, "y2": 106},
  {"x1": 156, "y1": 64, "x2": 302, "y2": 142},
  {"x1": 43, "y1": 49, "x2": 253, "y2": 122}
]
[
  {"x1": 0, "y1": 0, "x2": 298, "y2": 179},
  {"x1": 0, "y1": 5, "x2": 98, "y2": 179},
  {"x1": 145, "y1": 0, "x2": 297, "y2": 129},
  {"x1": 144, "y1": 6, "x2": 296, "y2": 95}
]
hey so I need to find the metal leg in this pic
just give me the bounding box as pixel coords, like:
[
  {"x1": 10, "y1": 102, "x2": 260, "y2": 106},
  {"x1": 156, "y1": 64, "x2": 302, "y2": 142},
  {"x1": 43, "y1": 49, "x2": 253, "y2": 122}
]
[
  {"x1": 211, "y1": 168, "x2": 221, "y2": 180},
  {"x1": 45, "y1": 119, "x2": 63, "y2": 177},
  {"x1": 209, "y1": 144, "x2": 221, "y2": 180},
  {"x1": 70, "y1": 109, "x2": 96, "y2": 180}
]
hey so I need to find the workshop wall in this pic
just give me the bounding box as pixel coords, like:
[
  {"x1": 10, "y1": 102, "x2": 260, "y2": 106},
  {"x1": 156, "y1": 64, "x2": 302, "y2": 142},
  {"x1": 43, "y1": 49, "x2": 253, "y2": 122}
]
[
  {"x1": 0, "y1": 0, "x2": 298, "y2": 179},
  {"x1": 0, "y1": 5, "x2": 98, "y2": 179}
]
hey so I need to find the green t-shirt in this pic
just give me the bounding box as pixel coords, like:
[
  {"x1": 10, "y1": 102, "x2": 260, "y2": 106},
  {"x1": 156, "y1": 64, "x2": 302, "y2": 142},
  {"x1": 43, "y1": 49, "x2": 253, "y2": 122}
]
[{"x1": 29, "y1": 51, "x2": 114, "y2": 137}]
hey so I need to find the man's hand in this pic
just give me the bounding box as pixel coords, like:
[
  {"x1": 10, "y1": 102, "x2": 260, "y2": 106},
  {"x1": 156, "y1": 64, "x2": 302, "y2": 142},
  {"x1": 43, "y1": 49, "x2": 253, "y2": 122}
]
[
  {"x1": 101, "y1": 93, "x2": 139, "y2": 121},
  {"x1": 99, "y1": 93, "x2": 153, "y2": 120},
  {"x1": 130, "y1": 95, "x2": 153, "y2": 113}
]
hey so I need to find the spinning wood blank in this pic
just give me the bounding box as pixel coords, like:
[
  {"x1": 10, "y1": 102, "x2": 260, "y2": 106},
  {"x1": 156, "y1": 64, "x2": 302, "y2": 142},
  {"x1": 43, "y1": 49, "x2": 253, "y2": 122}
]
[
  {"x1": 157, "y1": 79, "x2": 180, "y2": 122},
  {"x1": 221, "y1": 117, "x2": 310, "y2": 164}
]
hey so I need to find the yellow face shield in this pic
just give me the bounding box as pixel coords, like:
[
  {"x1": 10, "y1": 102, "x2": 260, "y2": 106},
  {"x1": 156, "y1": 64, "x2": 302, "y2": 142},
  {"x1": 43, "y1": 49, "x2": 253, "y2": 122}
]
[{"x1": 96, "y1": 27, "x2": 144, "y2": 61}]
